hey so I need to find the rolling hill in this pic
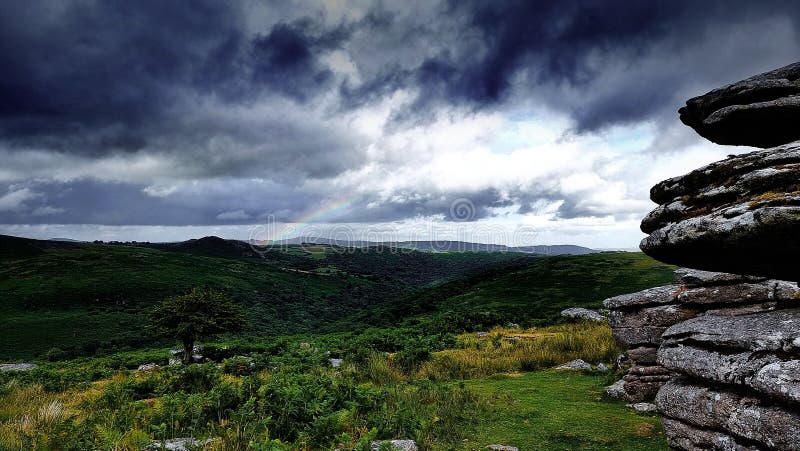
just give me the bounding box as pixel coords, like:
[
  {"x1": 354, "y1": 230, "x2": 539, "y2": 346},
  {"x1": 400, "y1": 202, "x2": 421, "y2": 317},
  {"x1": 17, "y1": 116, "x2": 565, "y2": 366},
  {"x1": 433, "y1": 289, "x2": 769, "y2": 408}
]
[{"x1": 0, "y1": 234, "x2": 674, "y2": 359}]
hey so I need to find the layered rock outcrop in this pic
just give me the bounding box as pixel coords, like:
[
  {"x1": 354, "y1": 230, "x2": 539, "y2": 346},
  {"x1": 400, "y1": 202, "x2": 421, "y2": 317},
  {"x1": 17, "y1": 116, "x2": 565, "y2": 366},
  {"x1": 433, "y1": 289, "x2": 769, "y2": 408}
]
[
  {"x1": 617, "y1": 63, "x2": 800, "y2": 449},
  {"x1": 678, "y1": 62, "x2": 800, "y2": 148},
  {"x1": 604, "y1": 268, "x2": 799, "y2": 403},
  {"x1": 639, "y1": 141, "x2": 800, "y2": 281}
]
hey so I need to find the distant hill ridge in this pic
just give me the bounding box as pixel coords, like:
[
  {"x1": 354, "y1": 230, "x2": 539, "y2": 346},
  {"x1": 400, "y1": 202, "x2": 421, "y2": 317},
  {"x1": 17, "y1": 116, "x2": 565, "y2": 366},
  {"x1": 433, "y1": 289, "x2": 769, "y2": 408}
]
[
  {"x1": 1, "y1": 234, "x2": 597, "y2": 257},
  {"x1": 268, "y1": 237, "x2": 597, "y2": 255}
]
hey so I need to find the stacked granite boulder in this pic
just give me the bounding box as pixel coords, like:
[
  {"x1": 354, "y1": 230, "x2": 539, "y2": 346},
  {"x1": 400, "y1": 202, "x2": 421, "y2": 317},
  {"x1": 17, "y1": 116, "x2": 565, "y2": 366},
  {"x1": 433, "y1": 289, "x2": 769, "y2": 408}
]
[
  {"x1": 637, "y1": 62, "x2": 800, "y2": 450},
  {"x1": 604, "y1": 268, "x2": 799, "y2": 403}
]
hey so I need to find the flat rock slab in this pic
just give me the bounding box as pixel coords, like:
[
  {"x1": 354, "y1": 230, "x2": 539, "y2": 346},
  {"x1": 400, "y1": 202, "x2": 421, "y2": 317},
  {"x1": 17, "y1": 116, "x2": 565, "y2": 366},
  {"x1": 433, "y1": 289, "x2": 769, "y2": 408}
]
[
  {"x1": 0, "y1": 363, "x2": 37, "y2": 371},
  {"x1": 603, "y1": 285, "x2": 679, "y2": 309},
  {"x1": 674, "y1": 268, "x2": 767, "y2": 288},
  {"x1": 678, "y1": 61, "x2": 800, "y2": 148},
  {"x1": 675, "y1": 281, "x2": 797, "y2": 306},
  {"x1": 608, "y1": 304, "x2": 695, "y2": 329},
  {"x1": 661, "y1": 308, "x2": 800, "y2": 353}
]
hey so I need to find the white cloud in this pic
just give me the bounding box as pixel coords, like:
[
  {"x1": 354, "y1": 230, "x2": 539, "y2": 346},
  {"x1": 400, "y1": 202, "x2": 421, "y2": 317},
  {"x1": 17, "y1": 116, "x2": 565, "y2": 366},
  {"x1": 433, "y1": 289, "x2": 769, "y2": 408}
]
[
  {"x1": 0, "y1": 188, "x2": 37, "y2": 212},
  {"x1": 216, "y1": 210, "x2": 252, "y2": 221},
  {"x1": 31, "y1": 206, "x2": 65, "y2": 216}
]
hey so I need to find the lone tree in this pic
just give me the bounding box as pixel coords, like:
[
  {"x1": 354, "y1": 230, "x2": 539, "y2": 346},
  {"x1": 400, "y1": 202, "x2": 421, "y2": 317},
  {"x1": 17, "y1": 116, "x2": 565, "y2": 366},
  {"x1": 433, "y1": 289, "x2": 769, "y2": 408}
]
[{"x1": 151, "y1": 288, "x2": 246, "y2": 364}]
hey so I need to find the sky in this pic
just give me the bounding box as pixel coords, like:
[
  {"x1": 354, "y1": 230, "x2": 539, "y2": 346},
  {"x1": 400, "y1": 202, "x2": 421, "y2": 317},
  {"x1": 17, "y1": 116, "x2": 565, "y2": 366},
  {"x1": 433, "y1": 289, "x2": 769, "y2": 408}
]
[{"x1": 1, "y1": 0, "x2": 799, "y2": 248}]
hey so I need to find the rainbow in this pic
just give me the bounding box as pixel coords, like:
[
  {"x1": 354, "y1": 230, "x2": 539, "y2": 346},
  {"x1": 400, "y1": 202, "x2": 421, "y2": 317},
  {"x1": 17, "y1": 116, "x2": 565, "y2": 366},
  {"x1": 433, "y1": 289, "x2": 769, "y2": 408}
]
[{"x1": 255, "y1": 197, "x2": 356, "y2": 244}]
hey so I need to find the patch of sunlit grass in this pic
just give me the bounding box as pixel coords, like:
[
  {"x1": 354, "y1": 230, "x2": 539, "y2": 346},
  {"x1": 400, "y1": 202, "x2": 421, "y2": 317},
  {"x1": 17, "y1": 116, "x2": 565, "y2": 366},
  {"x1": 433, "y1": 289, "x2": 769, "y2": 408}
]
[{"x1": 418, "y1": 322, "x2": 619, "y2": 380}]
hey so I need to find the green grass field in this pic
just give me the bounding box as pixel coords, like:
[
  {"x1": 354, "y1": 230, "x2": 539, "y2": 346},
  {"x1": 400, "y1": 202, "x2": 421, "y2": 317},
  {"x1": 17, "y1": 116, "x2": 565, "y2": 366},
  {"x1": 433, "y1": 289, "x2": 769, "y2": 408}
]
[{"x1": 464, "y1": 371, "x2": 667, "y2": 450}]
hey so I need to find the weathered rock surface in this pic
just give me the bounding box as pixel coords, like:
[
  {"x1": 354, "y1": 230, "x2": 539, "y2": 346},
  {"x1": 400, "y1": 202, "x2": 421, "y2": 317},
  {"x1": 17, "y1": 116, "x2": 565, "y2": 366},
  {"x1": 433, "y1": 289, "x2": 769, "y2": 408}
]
[
  {"x1": 149, "y1": 438, "x2": 214, "y2": 450},
  {"x1": 639, "y1": 141, "x2": 800, "y2": 281},
  {"x1": 608, "y1": 304, "x2": 695, "y2": 328},
  {"x1": 603, "y1": 268, "x2": 800, "y2": 406},
  {"x1": 662, "y1": 418, "x2": 760, "y2": 451},
  {"x1": 603, "y1": 285, "x2": 679, "y2": 309},
  {"x1": 0, "y1": 363, "x2": 37, "y2": 371},
  {"x1": 626, "y1": 346, "x2": 658, "y2": 364},
  {"x1": 605, "y1": 379, "x2": 626, "y2": 399},
  {"x1": 560, "y1": 307, "x2": 605, "y2": 322},
  {"x1": 632, "y1": 63, "x2": 800, "y2": 450},
  {"x1": 657, "y1": 378, "x2": 800, "y2": 450},
  {"x1": 486, "y1": 445, "x2": 519, "y2": 451},
  {"x1": 661, "y1": 308, "x2": 800, "y2": 353},
  {"x1": 627, "y1": 402, "x2": 658, "y2": 414},
  {"x1": 136, "y1": 363, "x2": 159, "y2": 372},
  {"x1": 556, "y1": 359, "x2": 591, "y2": 370},
  {"x1": 371, "y1": 439, "x2": 418, "y2": 451},
  {"x1": 674, "y1": 268, "x2": 766, "y2": 288},
  {"x1": 678, "y1": 62, "x2": 800, "y2": 148}
]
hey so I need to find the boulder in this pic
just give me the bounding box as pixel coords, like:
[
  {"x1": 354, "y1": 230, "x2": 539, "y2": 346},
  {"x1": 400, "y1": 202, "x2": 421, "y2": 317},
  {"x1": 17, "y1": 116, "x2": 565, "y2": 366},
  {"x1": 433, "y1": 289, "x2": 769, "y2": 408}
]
[
  {"x1": 678, "y1": 61, "x2": 800, "y2": 148},
  {"x1": 487, "y1": 446, "x2": 519, "y2": 451},
  {"x1": 560, "y1": 307, "x2": 605, "y2": 322},
  {"x1": 0, "y1": 363, "x2": 37, "y2": 371},
  {"x1": 556, "y1": 359, "x2": 591, "y2": 370},
  {"x1": 136, "y1": 363, "x2": 159, "y2": 372},
  {"x1": 149, "y1": 438, "x2": 214, "y2": 450},
  {"x1": 605, "y1": 379, "x2": 626, "y2": 399},
  {"x1": 371, "y1": 440, "x2": 418, "y2": 451}
]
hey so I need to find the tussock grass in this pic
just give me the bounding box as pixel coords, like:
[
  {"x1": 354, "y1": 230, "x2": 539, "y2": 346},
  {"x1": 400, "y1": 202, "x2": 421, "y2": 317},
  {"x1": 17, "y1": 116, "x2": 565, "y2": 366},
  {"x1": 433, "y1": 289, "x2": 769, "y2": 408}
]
[
  {"x1": 0, "y1": 383, "x2": 74, "y2": 450},
  {"x1": 419, "y1": 322, "x2": 619, "y2": 380}
]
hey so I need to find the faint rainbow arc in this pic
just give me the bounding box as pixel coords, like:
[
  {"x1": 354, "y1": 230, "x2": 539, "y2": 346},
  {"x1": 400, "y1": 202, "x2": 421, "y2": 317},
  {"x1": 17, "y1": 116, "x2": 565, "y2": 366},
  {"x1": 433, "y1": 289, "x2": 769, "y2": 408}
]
[{"x1": 258, "y1": 197, "x2": 356, "y2": 244}]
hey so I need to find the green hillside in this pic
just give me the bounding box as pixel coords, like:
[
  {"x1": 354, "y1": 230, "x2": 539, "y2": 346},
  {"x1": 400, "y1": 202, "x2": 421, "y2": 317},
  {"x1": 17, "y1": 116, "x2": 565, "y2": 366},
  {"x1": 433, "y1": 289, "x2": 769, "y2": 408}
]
[
  {"x1": 0, "y1": 236, "x2": 533, "y2": 359},
  {"x1": 361, "y1": 252, "x2": 676, "y2": 330},
  {"x1": 0, "y1": 235, "x2": 674, "y2": 360}
]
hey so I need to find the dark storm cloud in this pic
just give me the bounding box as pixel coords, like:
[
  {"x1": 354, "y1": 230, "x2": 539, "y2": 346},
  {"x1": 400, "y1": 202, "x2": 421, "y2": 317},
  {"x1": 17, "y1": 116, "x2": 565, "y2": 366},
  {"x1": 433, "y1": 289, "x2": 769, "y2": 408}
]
[
  {"x1": 3, "y1": 0, "x2": 798, "y2": 154},
  {"x1": 0, "y1": 179, "x2": 318, "y2": 225},
  {"x1": 0, "y1": 0, "x2": 350, "y2": 156},
  {"x1": 345, "y1": 0, "x2": 800, "y2": 132}
]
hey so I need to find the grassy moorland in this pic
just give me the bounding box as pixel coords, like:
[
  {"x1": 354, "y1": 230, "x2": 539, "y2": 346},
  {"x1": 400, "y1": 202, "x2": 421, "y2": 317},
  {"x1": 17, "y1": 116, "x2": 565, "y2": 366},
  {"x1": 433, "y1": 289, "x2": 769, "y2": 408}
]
[
  {"x1": 0, "y1": 234, "x2": 678, "y2": 449},
  {"x1": 354, "y1": 252, "x2": 676, "y2": 329},
  {"x1": 0, "y1": 235, "x2": 535, "y2": 359},
  {"x1": 0, "y1": 235, "x2": 674, "y2": 360},
  {"x1": 0, "y1": 323, "x2": 667, "y2": 450}
]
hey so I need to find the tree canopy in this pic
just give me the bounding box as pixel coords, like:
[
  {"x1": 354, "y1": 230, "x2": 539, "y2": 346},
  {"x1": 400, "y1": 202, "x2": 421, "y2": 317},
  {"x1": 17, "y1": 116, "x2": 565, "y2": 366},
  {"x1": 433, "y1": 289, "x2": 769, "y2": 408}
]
[{"x1": 151, "y1": 288, "x2": 246, "y2": 363}]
